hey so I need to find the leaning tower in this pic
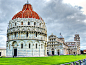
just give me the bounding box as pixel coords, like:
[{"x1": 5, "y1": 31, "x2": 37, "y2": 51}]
[
  {"x1": 74, "y1": 34, "x2": 80, "y2": 54},
  {"x1": 6, "y1": 1, "x2": 47, "y2": 57},
  {"x1": 74, "y1": 34, "x2": 80, "y2": 41}
]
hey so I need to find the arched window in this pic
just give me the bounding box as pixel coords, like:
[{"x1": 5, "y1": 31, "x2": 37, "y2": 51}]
[
  {"x1": 36, "y1": 32, "x2": 37, "y2": 37},
  {"x1": 36, "y1": 44, "x2": 37, "y2": 49},
  {"x1": 15, "y1": 32, "x2": 16, "y2": 37},
  {"x1": 50, "y1": 39, "x2": 51, "y2": 41},
  {"x1": 15, "y1": 23, "x2": 16, "y2": 26},
  {"x1": 39, "y1": 23, "x2": 41, "y2": 27},
  {"x1": 21, "y1": 22, "x2": 23, "y2": 25},
  {"x1": 26, "y1": 32, "x2": 28, "y2": 37},
  {"x1": 29, "y1": 43, "x2": 30, "y2": 48},
  {"x1": 28, "y1": 22, "x2": 30, "y2": 25},
  {"x1": 7, "y1": 43, "x2": 8, "y2": 47},
  {"x1": 21, "y1": 44, "x2": 23, "y2": 49},
  {"x1": 34, "y1": 22, "x2": 36, "y2": 25}
]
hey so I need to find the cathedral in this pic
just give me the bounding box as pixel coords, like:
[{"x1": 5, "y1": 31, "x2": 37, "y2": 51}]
[
  {"x1": 47, "y1": 33, "x2": 80, "y2": 55},
  {"x1": 6, "y1": 1, "x2": 47, "y2": 57}
]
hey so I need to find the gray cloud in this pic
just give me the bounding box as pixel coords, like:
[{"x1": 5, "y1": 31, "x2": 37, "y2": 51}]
[
  {"x1": 38, "y1": 0, "x2": 86, "y2": 49},
  {"x1": 0, "y1": 35, "x2": 6, "y2": 48},
  {"x1": 0, "y1": 0, "x2": 86, "y2": 50}
]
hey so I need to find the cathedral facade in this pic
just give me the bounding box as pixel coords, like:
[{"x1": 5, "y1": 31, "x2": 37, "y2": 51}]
[
  {"x1": 47, "y1": 33, "x2": 80, "y2": 55},
  {"x1": 6, "y1": 2, "x2": 47, "y2": 57}
]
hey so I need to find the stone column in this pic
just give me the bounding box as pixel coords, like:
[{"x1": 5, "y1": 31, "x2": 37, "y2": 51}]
[
  {"x1": 23, "y1": 31, "x2": 24, "y2": 38},
  {"x1": 33, "y1": 32, "x2": 34, "y2": 39},
  {"x1": 45, "y1": 43, "x2": 47, "y2": 56},
  {"x1": 30, "y1": 32, "x2": 32, "y2": 39},
  {"x1": 39, "y1": 44, "x2": 40, "y2": 56},
  {"x1": 32, "y1": 43, "x2": 34, "y2": 56},
  {"x1": 20, "y1": 31, "x2": 21, "y2": 38},
  {"x1": 25, "y1": 32, "x2": 26, "y2": 39},
  {"x1": 18, "y1": 32, "x2": 19, "y2": 39}
]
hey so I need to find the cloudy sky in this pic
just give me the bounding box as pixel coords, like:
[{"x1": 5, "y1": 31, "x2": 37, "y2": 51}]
[{"x1": 0, "y1": 0, "x2": 86, "y2": 50}]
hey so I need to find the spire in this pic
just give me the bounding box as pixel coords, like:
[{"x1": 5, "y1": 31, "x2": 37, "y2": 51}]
[
  {"x1": 60, "y1": 33, "x2": 61, "y2": 35},
  {"x1": 27, "y1": 0, "x2": 28, "y2": 3},
  {"x1": 25, "y1": 0, "x2": 29, "y2": 4},
  {"x1": 58, "y1": 33, "x2": 64, "y2": 38}
]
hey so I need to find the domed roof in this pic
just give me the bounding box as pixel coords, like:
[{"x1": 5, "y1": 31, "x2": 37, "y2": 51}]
[
  {"x1": 58, "y1": 33, "x2": 64, "y2": 38},
  {"x1": 12, "y1": 2, "x2": 42, "y2": 20}
]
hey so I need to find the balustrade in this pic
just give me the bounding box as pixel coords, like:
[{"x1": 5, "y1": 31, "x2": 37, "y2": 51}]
[{"x1": 7, "y1": 36, "x2": 46, "y2": 41}]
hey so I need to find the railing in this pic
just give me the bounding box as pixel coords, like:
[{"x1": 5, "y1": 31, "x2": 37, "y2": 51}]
[
  {"x1": 48, "y1": 40, "x2": 63, "y2": 43},
  {"x1": 48, "y1": 40, "x2": 56, "y2": 42},
  {"x1": 49, "y1": 37, "x2": 56, "y2": 39},
  {"x1": 7, "y1": 25, "x2": 47, "y2": 31},
  {"x1": 8, "y1": 37, "x2": 47, "y2": 41},
  {"x1": 7, "y1": 29, "x2": 47, "y2": 35},
  {"x1": 47, "y1": 43, "x2": 59, "y2": 45}
]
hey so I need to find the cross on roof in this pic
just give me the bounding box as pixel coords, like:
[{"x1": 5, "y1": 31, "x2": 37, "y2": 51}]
[
  {"x1": 27, "y1": 0, "x2": 28, "y2": 3},
  {"x1": 27, "y1": 0, "x2": 29, "y2": 4}
]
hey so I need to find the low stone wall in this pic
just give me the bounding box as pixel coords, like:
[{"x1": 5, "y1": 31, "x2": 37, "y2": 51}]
[{"x1": 61, "y1": 59, "x2": 86, "y2": 65}]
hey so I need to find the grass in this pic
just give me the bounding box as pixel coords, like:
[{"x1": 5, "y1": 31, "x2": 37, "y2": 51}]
[{"x1": 0, "y1": 55, "x2": 86, "y2": 65}]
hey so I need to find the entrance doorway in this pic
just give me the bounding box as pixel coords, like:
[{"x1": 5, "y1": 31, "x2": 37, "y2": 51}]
[
  {"x1": 0, "y1": 52, "x2": 1, "y2": 56},
  {"x1": 58, "y1": 52, "x2": 59, "y2": 55},
  {"x1": 47, "y1": 52, "x2": 49, "y2": 56},
  {"x1": 58, "y1": 50, "x2": 60, "y2": 55},
  {"x1": 74, "y1": 52, "x2": 75, "y2": 54},
  {"x1": 14, "y1": 49, "x2": 17, "y2": 56},
  {"x1": 52, "y1": 51, "x2": 54, "y2": 55}
]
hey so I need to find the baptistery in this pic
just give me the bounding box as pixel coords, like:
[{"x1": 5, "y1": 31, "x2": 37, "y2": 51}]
[{"x1": 6, "y1": 2, "x2": 47, "y2": 57}]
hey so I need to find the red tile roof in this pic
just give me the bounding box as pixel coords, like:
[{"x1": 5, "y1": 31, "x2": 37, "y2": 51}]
[{"x1": 12, "y1": 3, "x2": 43, "y2": 20}]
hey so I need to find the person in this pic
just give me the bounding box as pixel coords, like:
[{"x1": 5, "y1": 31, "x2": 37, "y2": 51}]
[{"x1": 13, "y1": 55, "x2": 14, "y2": 58}]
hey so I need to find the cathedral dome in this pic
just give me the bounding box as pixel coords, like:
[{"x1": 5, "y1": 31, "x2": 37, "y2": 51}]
[
  {"x1": 58, "y1": 33, "x2": 64, "y2": 39},
  {"x1": 12, "y1": 2, "x2": 42, "y2": 20}
]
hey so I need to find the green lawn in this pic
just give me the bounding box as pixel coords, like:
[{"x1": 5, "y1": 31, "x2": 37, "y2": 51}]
[{"x1": 0, "y1": 55, "x2": 86, "y2": 65}]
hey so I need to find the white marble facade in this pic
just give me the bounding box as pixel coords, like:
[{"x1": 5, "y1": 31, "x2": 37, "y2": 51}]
[
  {"x1": 6, "y1": 2, "x2": 47, "y2": 57},
  {"x1": 47, "y1": 33, "x2": 80, "y2": 55},
  {"x1": 47, "y1": 34, "x2": 66, "y2": 55},
  {"x1": 6, "y1": 5, "x2": 47, "y2": 57},
  {"x1": 6, "y1": 40, "x2": 46, "y2": 57}
]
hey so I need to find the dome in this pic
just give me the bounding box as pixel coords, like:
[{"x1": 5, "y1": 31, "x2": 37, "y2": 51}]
[
  {"x1": 58, "y1": 33, "x2": 64, "y2": 38},
  {"x1": 12, "y1": 2, "x2": 42, "y2": 20}
]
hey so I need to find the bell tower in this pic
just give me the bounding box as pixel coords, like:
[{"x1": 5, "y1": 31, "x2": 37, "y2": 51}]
[
  {"x1": 74, "y1": 34, "x2": 80, "y2": 41},
  {"x1": 74, "y1": 34, "x2": 80, "y2": 54}
]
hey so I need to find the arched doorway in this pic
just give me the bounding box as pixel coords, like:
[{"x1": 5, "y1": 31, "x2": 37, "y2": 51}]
[
  {"x1": 74, "y1": 52, "x2": 75, "y2": 55},
  {"x1": 57, "y1": 50, "x2": 60, "y2": 55},
  {"x1": 52, "y1": 48, "x2": 54, "y2": 55},
  {"x1": 0, "y1": 52, "x2": 1, "y2": 56},
  {"x1": 12, "y1": 41, "x2": 17, "y2": 56},
  {"x1": 14, "y1": 48, "x2": 17, "y2": 56}
]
